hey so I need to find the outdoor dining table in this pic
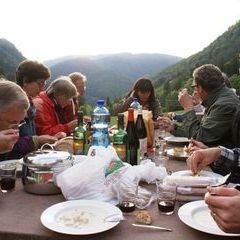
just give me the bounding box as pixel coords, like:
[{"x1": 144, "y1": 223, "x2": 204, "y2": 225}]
[{"x1": 0, "y1": 158, "x2": 238, "y2": 240}]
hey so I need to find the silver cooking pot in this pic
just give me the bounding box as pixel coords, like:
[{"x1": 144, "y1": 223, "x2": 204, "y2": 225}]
[{"x1": 22, "y1": 149, "x2": 73, "y2": 195}]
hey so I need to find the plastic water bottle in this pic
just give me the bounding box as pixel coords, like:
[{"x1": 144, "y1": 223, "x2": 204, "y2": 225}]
[
  {"x1": 91, "y1": 100, "x2": 110, "y2": 147},
  {"x1": 130, "y1": 98, "x2": 140, "y2": 110}
]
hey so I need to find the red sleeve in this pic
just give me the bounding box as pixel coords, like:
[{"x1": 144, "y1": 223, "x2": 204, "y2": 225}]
[{"x1": 34, "y1": 98, "x2": 71, "y2": 136}]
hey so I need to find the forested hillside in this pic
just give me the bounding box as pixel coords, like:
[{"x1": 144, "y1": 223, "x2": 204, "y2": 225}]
[
  {"x1": 48, "y1": 53, "x2": 181, "y2": 104},
  {"x1": 154, "y1": 21, "x2": 240, "y2": 111},
  {"x1": 0, "y1": 39, "x2": 25, "y2": 80}
]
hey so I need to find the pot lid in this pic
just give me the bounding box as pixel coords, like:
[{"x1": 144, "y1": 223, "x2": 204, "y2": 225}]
[{"x1": 23, "y1": 150, "x2": 71, "y2": 167}]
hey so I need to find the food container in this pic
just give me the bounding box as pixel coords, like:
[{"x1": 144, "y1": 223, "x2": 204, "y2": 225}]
[{"x1": 22, "y1": 150, "x2": 73, "y2": 195}]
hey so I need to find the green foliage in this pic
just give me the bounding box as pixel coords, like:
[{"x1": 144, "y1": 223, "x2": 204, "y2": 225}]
[
  {"x1": 154, "y1": 21, "x2": 240, "y2": 112},
  {"x1": 0, "y1": 38, "x2": 25, "y2": 81},
  {"x1": 230, "y1": 74, "x2": 240, "y2": 94},
  {"x1": 79, "y1": 104, "x2": 93, "y2": 116}
]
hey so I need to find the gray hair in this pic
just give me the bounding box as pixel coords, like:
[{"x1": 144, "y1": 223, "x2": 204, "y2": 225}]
[
  {"x1": 193, "y1": 64, "x2": 224, "y2": 92},
  {"x1": 0, "y1": 79, "x2": 30, "y2": 112},
  {"x1": 68, "y1": 72, "x2": 87, "y2": 84},
  {"x1": 46, "y1": 76, "x2": 78, "y2": 98}
]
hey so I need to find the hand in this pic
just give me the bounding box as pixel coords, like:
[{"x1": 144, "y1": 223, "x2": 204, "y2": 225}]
[
  {"x1": 37, "y1": 135, "x2": 58, "y2": 146},
  {"x1": 186, "y1": 147, "x2": 220, "y2": 175},
  {"x1": 67, "y1": 119, "x2": 78, "y2": 132},
  {"x1": 54, "y1": 132, "x2": 67, "y2": 140},
  {"x1": 157, "y1": 116, "x2": 175, "y2": 132},
  {"x1": 178, "y1": 88, "x2": 194, "y2": 112},
  {"x1": 0, "y1": 129, "x2": 19, "y2": 153},
  {"x1": 83, "y1": 116, "x2": 91, "y2": 123},
  {"x1": 205, "y1": 187, "x2": 240, "y2": 233},
  {"x1": 188, "y1": 139, "x2": 208, "y2": 153}
]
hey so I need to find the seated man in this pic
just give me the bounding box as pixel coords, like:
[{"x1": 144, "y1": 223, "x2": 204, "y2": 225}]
[
  {"x1": 158, "y1": 64, "x2": 240, "y2": 148},
  {"x1": 0, "y1": 129, "x2": 19, "y2": 154},
  {"x1": 62, "y1": 72, "x2": 87, "y2": 123},
  {"x1": 33, "y1": 76, "x2": 78, "y2": 136},
  {"x1": 0, "y1": 80, "x2": 30, "y2": 159}
]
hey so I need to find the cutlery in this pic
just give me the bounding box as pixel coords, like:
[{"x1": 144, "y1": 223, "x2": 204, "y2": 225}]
[
  {"x1": 104, "y1": 214, "x2": 125, "y2": 222},
  {"x1": 132, "y1": 223, "x2": 172, "y2": 232},
  {"x1": 211, "y1": 172, "x2": 231, "y2": 187}
]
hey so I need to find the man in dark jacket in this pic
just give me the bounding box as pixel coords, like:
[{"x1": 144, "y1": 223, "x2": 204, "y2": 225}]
[{"x1": 158, "y1": 64, "x2": 240, "y2": 149}]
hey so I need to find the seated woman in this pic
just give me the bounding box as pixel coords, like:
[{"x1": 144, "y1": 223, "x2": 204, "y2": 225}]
[
  {"x1": 113, "y1": 77, "x2": 162, "y2": 126},
  {"x1": 0, "y1": 61, "x2": 59, "y2": 160},
  {"x1": 33, "y1": 76, "x2": 78, "y2": 136}
]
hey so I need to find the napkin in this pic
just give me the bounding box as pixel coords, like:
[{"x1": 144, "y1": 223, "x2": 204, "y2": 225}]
[{"x1": 163, "y1": 175, "x2": 219, "y2": 187}]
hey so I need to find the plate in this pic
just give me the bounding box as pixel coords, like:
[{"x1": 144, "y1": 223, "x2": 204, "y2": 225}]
[
  {"x1": 164, "y1": 136, "x2": 189, "y2": 145},
  {"x1": 178, "y1": 200, "x2": 240, "y2": 236},
  {"x1": 171, "y1": 170, "x2": 223, "y2": 179},
  {"x1": 166, "y1": 148, "x2": 189, "y2": 160},
  {"x1": 41, "y1": 200, "x2": 122, "y2": 235}
]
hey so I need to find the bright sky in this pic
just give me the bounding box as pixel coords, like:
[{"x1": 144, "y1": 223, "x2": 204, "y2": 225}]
[{"x1": 0, "y1": 0, "x2": 239, "y2": 61}]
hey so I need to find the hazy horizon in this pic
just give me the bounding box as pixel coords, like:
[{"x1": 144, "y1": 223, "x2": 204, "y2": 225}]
[{"x1": 1, "y1": 0, "x2": 240, "y2": 61}]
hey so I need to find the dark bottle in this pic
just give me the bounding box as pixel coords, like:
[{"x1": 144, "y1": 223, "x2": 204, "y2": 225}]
[
  {"x1": 73, "y1": 111, "x2": 86, "y2": 155},
  {"x1": 126, "y1": 108, "x2": 139, "y2": 165},
  {"x1": 136, "y1": 106, "x2": 147, "y2": 161},
  {"x1": 112, "y1": 113, "x2": 127, "y2": 162}
]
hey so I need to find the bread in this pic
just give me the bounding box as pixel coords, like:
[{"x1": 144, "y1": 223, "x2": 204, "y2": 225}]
[
  {"x1": 54, "y1": 137, "x2": 73, "y2": 154},
  {"x1": 134, "y1": 210, "x2": 152, "y2": 225}
]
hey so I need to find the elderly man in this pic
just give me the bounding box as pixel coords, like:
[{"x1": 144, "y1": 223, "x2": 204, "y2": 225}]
[
  {"x1": 61, "y1": 72, "x2": 87, "y2": 123},
  {"x1": 0, "y1": 79, "x2": 30, "y2": 156},
  {"x1": 33, "y1": 76, "x2": 78, "y2": 135},
  {"x1": 158, "y1": 64, "x2": 240, "y2": 149}
]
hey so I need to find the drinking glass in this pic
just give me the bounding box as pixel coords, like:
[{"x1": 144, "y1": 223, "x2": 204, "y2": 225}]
[
  {"x1": 135, "y1": 178, "x2": 155, "y2": 209},
  {"x1": 117, "y1": 180, "x2": 136, "y2": 213},
  {"x1": 0, "y1": 164, "x2": 17, "y2": 192},
  {"x1": 156, "y1": 181, "x2": 176, "y2": 215}
]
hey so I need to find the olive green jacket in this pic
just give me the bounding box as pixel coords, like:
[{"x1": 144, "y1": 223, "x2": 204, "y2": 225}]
[{"x1": 173, "y1": 84, "x2": 240, "y2": 148}]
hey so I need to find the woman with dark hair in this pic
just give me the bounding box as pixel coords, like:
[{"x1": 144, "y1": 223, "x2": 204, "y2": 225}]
[{"x1": 113, "y1": 77, "x2": 162, "y2": 124}]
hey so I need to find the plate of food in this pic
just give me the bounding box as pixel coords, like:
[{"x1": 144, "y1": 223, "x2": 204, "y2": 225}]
[
  {"x1": 41, "y1": 200, "x2": 122, "y2": 235},
  {"x1": 164, "y1": 136, "x2": 189, "y2": 145},
  {"x1": 166, "y1": 147, "x2": 189, "y2": 160},
  {"x1": 178, "y1": 200, "x2": 240, "y2": 236}
]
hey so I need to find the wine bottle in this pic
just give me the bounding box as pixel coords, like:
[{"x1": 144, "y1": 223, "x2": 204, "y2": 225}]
[
  {"x1": 126, "y1": 108, "x2": 139, "y2": 165},
  {"x1": 136, "y1": 106, "x2": 147, "y2": 161},
  {"x1": 73, "y1": 111, "x2": 86, "y2": 155},
  {"x1": 112, "y1": 113, "x2": 127, "y2": 162}
]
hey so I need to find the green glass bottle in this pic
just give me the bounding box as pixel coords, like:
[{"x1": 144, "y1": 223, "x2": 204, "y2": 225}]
[
  {"x1": 73, "y1": 111, "x2": 86, "y2": 155},
  {"x1": 112, "y1": 113, "x2": 127, "y2": 162}
]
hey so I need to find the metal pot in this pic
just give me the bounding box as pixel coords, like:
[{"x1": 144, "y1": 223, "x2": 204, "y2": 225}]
[{"x1": 22, "y1": 149, "x2": 73, "y2": 195}]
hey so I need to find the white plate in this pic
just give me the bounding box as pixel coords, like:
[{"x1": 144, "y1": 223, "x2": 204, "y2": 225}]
[
  {"x1": 172, "y1": 170, "x2": 223, "y2": 179},
  {"x1": 164, "y1": 136, "x2": 189, "y2": 144},
  {"x1": 178, "y1": 200, "x2": 240, "y2": 236},
  {"x1": 41, "y1": 200, "x2": 122, "y2": 235}
]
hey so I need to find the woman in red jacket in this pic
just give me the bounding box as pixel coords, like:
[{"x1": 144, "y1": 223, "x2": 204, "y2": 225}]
[{"x1": 33, "y1": 76, "x2": 78, "y2": 136}]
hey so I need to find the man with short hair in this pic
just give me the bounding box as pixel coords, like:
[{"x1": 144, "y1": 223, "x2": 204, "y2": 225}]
[
  {"x1": 0, "y1": 79, "x2": 30, "y2": 156},
  {"x1": 158, "y1": 64, "x2": 240, "y2": 149}
]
